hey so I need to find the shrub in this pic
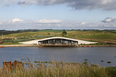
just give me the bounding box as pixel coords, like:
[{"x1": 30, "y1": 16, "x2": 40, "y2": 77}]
[{"x1": 106, "y1": 67, "x2": 116, "y2": 77}]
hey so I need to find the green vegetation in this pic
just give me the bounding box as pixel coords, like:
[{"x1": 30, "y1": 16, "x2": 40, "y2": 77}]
[
  {"x1": 0, "y1": 42, "x2": 20, "y2": 45},
  {"x1": 0, "y1": 30, "x2": 116, "y2": 45},
  {"x1": 107, "y1": 61, "x2": 111, "y2": 63},
  {"x1": 62, "y1": 30, "x2": 67, "y2": 36},
  {"x1": 1, "y1": 56, "x2": 116, "y2": 77},
  {"x1": 106, "y1": 67, "x2": 116, "y2": 77},
  {"x1": 1, "y1": 60, "x2": 114, "y2": 77}
]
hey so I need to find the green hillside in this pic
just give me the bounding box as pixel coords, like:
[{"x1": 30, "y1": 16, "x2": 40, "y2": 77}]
[{"x1": 0, "y1": 30, "x2": 116, "y2": 44}]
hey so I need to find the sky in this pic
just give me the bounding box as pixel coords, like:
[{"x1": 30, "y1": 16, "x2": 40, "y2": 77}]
[{"x1": 0, "y1": 0, "x2": 116, "y2": 30}]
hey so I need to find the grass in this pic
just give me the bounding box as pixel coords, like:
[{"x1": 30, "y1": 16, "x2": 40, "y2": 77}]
[
  {"x1": 0, "y1": 30, "x2": 114, "y2": 39},
  {"x1": 0, "y1": 61, "x2": 110, "y2": 77},
  {"x1": 0, "y1": 42, "x2": 20, "y2": 45},
  {"x1": 79, "y1": 33, "x2": 116, "y2": 39},
  {"x1": 1, "y1": 55, "x2": 116, "y2": 77},
  {"x1": 0, "y1": 30, "x2": 116, "y2": 44}
]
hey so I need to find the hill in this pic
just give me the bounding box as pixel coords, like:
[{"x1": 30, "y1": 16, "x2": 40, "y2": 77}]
[{"x1": 0, "y1": 30, "x2": 116, "y2": 45}]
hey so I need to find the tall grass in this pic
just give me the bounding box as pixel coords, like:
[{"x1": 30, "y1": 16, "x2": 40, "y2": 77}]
[{"x1": 0, "y1": 61, "x2": 109, "y2": 77}]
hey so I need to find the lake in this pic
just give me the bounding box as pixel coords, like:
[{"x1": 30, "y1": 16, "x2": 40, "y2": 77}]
[{"x1": 0, "y1": 47, "x2": 116, "y2": 67}]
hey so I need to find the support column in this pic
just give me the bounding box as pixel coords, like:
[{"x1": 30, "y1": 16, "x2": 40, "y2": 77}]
[
  {"x1": 53, "y1": 39, "x2": 55, "y2": 44},
  {"x1": 61, "y1": 39, "x2": 62, "y2": 44},
  {"x1": 48, "y1": 40, "x2": 49, "y2": 44}
]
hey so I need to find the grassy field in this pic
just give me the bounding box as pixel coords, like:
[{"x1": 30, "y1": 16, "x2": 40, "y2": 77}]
[
  {"x1": 1, "y1": 60, "x2": 116, "y2": 77},
  {"x1": 0, "y1": 30, "x2": 116, "y2": 44}
]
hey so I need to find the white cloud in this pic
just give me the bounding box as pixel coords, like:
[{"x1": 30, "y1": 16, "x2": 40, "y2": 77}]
[
  {"x1": 12, "y1": 18, "x2": 23, "y2": 22},
  {"x1": 105, "y1": 18, "x2": 111, "y2": 22},
  {"x1": 0, "y1": 22, "x2": 2, "y2": 24},
  {"x1": 0, "y1": 18, "x2": 116, "y2": 30},
  {"x1": 0, "y1": 0, "x2": 18, "y2": 6},
  {"x1": 81, "y1": 22, "x2": 87, "y2": 25},
  {"x1": 102, "y1": 0, "x2": 114, "y2": 4},
  {"x1": 102, "y1": 17, "x2": 116, "y2": 23},
  {"x1": 35, "y1": 19, "x2": 62, "y2": 23}
]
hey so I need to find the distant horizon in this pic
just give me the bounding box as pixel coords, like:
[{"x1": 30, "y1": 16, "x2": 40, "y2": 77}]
[{"x1": 0, "y1": 28, "x2": 116, "y2": 31}]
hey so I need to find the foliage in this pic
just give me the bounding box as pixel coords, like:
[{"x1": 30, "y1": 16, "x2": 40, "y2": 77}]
[
  {"x1": 62, "y1": 30, "x2": 67, "y2": 36},
  {"x1": 0, "y1": 42, "x2": 20, "y2": 45},
  {"x1": 47, "y1": 33, "x2": 50, "y2": 35},
  {"x1": 105, "y1": 67, "x2": 116, "y2": 77}
]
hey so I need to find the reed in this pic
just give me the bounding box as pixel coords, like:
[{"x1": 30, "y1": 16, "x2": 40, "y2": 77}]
[{"x1": 0, "y1": 61, "x2": 109, "y2": 77}]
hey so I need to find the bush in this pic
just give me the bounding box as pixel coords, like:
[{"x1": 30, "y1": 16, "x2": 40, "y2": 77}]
[
  {"x1": 0, "y1": 41, "x2": 3, "y2": 44},
  {"x1": 105, "y1": 67, "x2": 116, "y2": 77}
]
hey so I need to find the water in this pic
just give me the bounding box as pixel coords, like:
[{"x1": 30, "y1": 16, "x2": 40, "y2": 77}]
[{"x1": 0, "y1": 47, "x2": 116, "y2": 67}]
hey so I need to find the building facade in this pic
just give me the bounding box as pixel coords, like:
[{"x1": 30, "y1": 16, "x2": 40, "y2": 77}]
[{"x1": 20, "y1": 37, "x2": 97, "y2": 46}]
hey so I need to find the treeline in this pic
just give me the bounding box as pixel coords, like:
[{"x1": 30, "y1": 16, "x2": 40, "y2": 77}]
[
  {"x1": 0, "y1": 29, "x2": 39, "y2": 35},
  {"x1": 0, "y1": 29, "x2": 116, "y2": 36}
]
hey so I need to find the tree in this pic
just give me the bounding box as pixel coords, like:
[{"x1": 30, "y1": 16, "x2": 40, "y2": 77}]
[
  {"x1": 62, "y1": 30, "x2": 67, "y2": 36},
  {"x1": 47, "y1": 33, "x2": 50, "y2": 35}
]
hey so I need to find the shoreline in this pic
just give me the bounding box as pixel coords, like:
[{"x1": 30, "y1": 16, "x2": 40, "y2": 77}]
[
  {"x1": 0, "y1": 44, "x2": 39, "y2": 47},
  {"x1": 79, "y1": 45, "x2": 116, "y2": 47},
  {"x1": 0, "y1": 44, "x2": 116, "y2": 47}
]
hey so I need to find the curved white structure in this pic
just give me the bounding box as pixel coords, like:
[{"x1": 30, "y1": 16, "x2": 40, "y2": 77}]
[{"x1": 20, "y1": 37, "x2": 97, "y2": 45}]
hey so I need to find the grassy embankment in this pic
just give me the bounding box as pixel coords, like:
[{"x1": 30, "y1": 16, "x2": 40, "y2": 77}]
[
  {"x1": 1, "y1": 60, "x2": 116, "y2": 77},
  {"x1": 0, "y1": 30, "x2": 116, "y2": 45}
]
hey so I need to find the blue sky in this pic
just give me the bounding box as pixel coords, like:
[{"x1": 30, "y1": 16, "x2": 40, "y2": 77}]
[{"x1": 0, "y1": 0, "x2": 116, "y2": 30}]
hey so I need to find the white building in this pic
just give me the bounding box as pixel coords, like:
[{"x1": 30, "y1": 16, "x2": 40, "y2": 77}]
[{"x1": 20, "y1": 37, "x2": 97, "y2": 45}]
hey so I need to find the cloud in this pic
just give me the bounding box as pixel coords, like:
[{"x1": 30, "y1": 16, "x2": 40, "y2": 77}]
[
  {"x1": 16, "y1": 0, "x2": 116, "y2": 10},
  {"x1": 12, "y1": 18, "x2": 23, "y2": 22},
  {"x1": 67, "y1": 0, "x2": 116, "y2": 10},
  {"x1": 35, "y1": 19, "x2": 62, "y2": 24},
  {"x1": 0, "y1": 18, "x2": 116, "y2": 30},
  {"x1": 0, "y1": 0, "x2": 18, "y2": 6},
  {"x1": 102, "y1": 17, "x2": 116, "y2": 23},
  {"x1": 17, "y1": 1, "x2": 27, "y2": 6},
  {"x1": 81, "y1": 22, "x2": 87, "y2": 25},
  {"x1": 0, "y1": 22, "x2": 3, "y2": 24},
  {"x1": 17, "y1": 0, "x2": 66, "y2": 5},
  {"x1": 1, "y1": 0, "x2": 116, "y2": 10}
]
